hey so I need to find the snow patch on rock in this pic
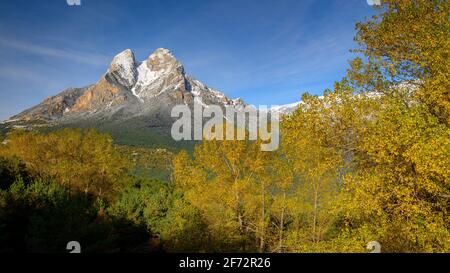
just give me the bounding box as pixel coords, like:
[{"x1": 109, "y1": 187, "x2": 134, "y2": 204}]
[{"x1": 108, "y1": 49, "x2": 138, "y2": 89}]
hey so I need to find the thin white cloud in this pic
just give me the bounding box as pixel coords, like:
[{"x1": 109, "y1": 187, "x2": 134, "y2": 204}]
[
  {"x1": 0, "y1": 66, "x2": 45, "y2": 83},
  {"x1": 0, "y1": 38, "x2": 109, "y2": 66}
]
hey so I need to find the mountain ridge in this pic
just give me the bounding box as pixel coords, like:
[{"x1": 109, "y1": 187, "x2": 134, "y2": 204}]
[
  {"x1": 8, "y1": 48, "x2": 248, "y2": 124},
  {"x1": 0, "y1": 48, "x2": 246, "y2": 148},
  {"x1": 1, "y1": 48, "x2": 300, "y2": 148}
]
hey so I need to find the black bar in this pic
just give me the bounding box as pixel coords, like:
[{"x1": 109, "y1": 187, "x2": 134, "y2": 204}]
[{"x1": 0, "y1": 253, "x2": 446, "y2": 272}]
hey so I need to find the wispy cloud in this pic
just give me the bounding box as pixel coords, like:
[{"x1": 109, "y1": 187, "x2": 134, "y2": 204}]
[
  {"x1": 0, "y1": 38, "x2": 110, "y2": 66},
  {"x1": 0, "y1": 66, "x2": 45, "y2": 83}
]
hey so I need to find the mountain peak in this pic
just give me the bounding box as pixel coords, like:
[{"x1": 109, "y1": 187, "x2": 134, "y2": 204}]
[
  {"x1": 107, "y1": 49, "x2": 138, "y2": 88},
  {"x1": 153, "y1": 47, "x2": 172, "y2": 55},
  {"x1": 110, "y1": 49, "x2": 136, "y2": 68},
  {"x1": 7, "y1": 47, "x2": 248, "y2": 131},
  {"x1": 146, "y1": 47, "x2": 183, "y2": 73},
  {"x1": 116, "y1": 48, "x2": 134, "y2": 57}
]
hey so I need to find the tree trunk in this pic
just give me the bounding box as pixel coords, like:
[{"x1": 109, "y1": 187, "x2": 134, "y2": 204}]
[
  {"x1": 312, "y1": 180, "x2": 318, "y2": 243},
  {"x1": 259, "y1": 182, "x2": 266, "y2": 253},
  {"x1": 278, "y1": 192, "x2": 286, "y2": 253}
]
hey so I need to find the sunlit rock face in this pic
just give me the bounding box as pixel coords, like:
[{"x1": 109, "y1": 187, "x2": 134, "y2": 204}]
[{"x1": 9, "y1": 48, "x2": 247, "y2": 127}]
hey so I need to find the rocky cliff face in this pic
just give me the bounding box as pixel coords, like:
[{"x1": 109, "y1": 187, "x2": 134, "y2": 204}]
[
  {"x1": 3, "y1": 48, "x2": 247, "y2": 148},
  {"x1": 10, "y1": 87, "x2": 88, "y2": 121},
  {"x1": 9, "y1": 48, "x2": 246, "y2": 126}
]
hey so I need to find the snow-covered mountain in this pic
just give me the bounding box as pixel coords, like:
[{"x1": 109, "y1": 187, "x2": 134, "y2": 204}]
[
  {"x1": 269, "y1": 102, "x2": 301, "y2": 116},
  {"x1": 2, "y1": 48, "x2": 248, "y2": 148},
  {"x1": 8, "y1": 48, "x2": 246, "y2": 122}
]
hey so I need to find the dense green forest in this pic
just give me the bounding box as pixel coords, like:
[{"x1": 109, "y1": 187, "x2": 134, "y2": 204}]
[{"x1": 0, "y1": 0, "x2": 449, "y2": 252}]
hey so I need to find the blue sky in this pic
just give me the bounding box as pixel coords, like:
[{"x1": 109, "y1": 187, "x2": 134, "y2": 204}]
[{"x1": 0, "y1": 0, "x2": 377, "y2": 120}]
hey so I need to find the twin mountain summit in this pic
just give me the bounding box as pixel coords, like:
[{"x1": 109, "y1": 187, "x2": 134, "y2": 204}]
[{"x1": 1, "y1": 48, "x2": 296, "y2": 148}]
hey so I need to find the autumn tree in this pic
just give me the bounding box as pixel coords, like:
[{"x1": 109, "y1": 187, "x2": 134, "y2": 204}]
[
  {"x1": 335, "y1": 0, "x2": 450, "y2": 252},
  {"x1": 0, "y1": 129, "x2": 131, "y2": 200},
  {"x1": 173, "y1": 137, "x2": 272, "y2": 252}
]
